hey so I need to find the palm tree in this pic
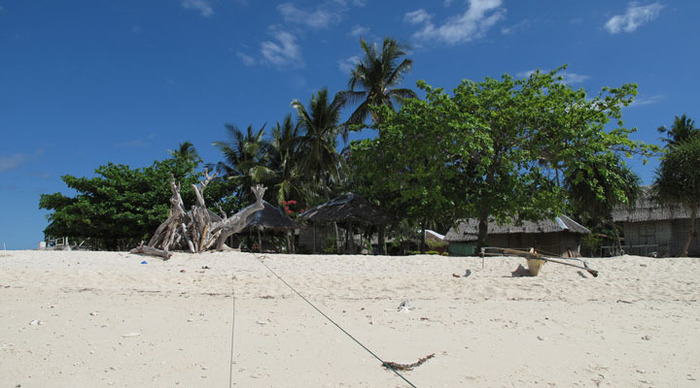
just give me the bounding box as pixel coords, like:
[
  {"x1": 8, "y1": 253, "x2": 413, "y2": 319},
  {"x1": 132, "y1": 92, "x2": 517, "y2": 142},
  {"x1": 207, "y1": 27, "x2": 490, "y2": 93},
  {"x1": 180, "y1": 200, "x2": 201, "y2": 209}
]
[
  {"x1": 265, "y1": 114, "x2": 308, "y2": 207},
  {"x1": 657, "y1": 114, "x2": 699, "y2": 147},
  {"x1": 651, "y1": 136, "x2": 700, "y2": 257},
  {"x1": 212, "y1": 124, "x2": 270, "y2": 206},
  {"x1": 168, "y1": 141, "x2": 200, "y2": 163},
  {"x1": 168, "y1": 141, "x2": 201, "y2": 180},
  {"x1": 339, "y1": 37, "x2": 417, "y2": 134},
  {"x1": 291, "y1": 88, "x2": 349, "y2": 200}
]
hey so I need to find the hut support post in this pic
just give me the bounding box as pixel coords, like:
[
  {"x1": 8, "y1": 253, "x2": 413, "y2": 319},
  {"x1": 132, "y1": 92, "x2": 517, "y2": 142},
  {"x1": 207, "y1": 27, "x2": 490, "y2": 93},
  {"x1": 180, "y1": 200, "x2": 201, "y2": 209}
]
[
  {"x1": 257, "y1": 227, "x2": 262, "y2": 253},
  {"x1": 378, "y1": 225, "x2": 385, "y2": 255},
  {"x1": 346, "y1": 221, "x2": 354, "y2": 254}
]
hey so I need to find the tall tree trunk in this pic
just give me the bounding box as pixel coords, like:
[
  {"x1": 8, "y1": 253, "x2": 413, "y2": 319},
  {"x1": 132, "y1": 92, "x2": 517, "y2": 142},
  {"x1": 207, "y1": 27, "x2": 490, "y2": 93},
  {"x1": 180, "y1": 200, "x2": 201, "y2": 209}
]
[
  {"x1": 680, "y1": 206, "x2": 697, "y2": 257},
  {"x1": 378, "y1": 225, "x2": 386, "y2": 255}
]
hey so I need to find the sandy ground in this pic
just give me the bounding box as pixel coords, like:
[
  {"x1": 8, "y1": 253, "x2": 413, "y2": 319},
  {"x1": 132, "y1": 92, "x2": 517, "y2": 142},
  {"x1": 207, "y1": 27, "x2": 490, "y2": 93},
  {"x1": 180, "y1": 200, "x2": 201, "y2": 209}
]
[{"x1": 1, "y1": 250, "x2": 699, "y2": 387}]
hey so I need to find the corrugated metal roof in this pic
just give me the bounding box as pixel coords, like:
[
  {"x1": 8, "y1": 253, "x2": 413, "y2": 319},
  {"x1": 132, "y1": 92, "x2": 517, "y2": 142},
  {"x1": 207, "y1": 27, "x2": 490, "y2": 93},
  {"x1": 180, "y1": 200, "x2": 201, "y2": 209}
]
[{"x1": 445, "y1": 215, "x2": 590, "y2": 242}]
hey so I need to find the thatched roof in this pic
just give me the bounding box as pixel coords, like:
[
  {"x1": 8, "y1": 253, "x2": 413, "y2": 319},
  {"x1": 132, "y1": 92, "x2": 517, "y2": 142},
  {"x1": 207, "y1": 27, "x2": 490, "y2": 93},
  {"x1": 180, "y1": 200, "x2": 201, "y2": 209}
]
[
  {"x1": 244, "y1": 201, "x2": 295, "y2": 231},
  {"x1": 298, "y1": 193, "x2": 389, "y2": 225},
  {"x1": 612, "y1": 188, "x2": 693, "y2": 222},
  {"x1": 445, "y1": 215, "x2": 590, "y2": 242}
]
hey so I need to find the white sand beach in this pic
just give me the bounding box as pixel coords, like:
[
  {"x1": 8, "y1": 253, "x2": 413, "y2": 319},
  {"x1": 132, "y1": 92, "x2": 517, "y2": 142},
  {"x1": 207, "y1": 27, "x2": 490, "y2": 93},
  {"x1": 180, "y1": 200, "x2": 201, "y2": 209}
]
[{"x1": 1, "y1": 250, "x2": 699, "y2": 387}]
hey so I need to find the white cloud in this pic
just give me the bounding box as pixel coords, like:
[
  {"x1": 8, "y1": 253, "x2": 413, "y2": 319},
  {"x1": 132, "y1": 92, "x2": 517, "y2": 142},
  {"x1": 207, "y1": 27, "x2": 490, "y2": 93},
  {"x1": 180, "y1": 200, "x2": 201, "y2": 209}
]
[
  {"x1": 260, "y1": 29, "x2": 303, "y2": 68},
  {"x1": 404, "y1": 9, "x2": 432, "y2": 25},
  {"x1": 237, "y1": 52, "x2": 256, "y2": 66},
  {"x1": 629, "y1": 94, "x2": 665, "y2": 107},
  {"x1": 181, "y1": 0, "x2": 214, "y2": 18},
  {"x1": 277, "y1": 3, "x2": 341, "y2": 29},
  {"x1": 0, "y1": 154, "x2": 27, "y2": 172},
  {"x1": 349, "y1": 24, "x2": 370, "y2": 37},
  {"x1": 119, "y1": 134, "x2": 156, "y2": 148},
  {"x1": 407, "y1": 0, "x2": 506, "y2": 45},
  {"x1": 338, "y1": 55, "x2": 360, "y2": 74},
  {"x1": 1, "y1": 149, "x2": 44, "y2": 172},
  {"x1": 519, "y1": 69, "x2": 591, "y2": 85},
  {"x1": 501, "y1": 19, "x2": 530, "y2": 35},
  {"x1": 332, "y1": 0, "x2": 366, "y2": 7},
  {"x1": 561, "y1": 72, "x2": 591, "y2": 85},
  {"x1": 605, "y1": 2, "x2": 664, "y2": 34}
]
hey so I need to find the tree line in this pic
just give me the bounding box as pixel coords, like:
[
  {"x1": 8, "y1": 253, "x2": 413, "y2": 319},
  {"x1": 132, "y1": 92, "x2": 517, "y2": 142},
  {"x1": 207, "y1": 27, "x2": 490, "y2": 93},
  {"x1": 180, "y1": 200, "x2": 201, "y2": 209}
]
[{"x1": 39, "y1": 37, "x2": 698, "y2": 254}]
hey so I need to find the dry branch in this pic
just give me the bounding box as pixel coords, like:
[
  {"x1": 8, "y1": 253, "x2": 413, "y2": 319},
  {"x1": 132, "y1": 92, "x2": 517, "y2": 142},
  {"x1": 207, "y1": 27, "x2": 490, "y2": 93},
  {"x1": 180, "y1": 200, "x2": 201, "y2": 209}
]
[
  {"x1": 130, "y1": 242, "x2": 172, "y2": 260},
  {"x1": 135, "y1": 172, "x2": 267, "y2": 254}
]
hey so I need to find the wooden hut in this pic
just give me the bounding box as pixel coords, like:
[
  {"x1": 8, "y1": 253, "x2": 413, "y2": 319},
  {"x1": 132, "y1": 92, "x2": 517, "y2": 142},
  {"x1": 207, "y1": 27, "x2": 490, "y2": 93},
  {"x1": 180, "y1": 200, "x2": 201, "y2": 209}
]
[
  {"x1": 445, "y1": 215, "x2": 590, "y2": 257},
  {"x1": 612, "y1": 189, "x2": 699, "y2": 257},
  {"x1": 298, "y1": 193, "x2": 389, "y2": 254}
]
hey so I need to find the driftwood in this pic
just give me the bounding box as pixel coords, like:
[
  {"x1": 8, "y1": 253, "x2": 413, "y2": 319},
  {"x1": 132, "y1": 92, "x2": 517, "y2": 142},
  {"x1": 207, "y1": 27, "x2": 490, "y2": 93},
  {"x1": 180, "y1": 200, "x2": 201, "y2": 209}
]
[
  {"x1": 138, "y1": 170, "x2": 267, "y2": 253},
  {"x1": 130, "y1": 242, "x2": 172, "y2": 260},
  {"x1": 210, "y1": 184, "x2": 267, "y2": 250}
]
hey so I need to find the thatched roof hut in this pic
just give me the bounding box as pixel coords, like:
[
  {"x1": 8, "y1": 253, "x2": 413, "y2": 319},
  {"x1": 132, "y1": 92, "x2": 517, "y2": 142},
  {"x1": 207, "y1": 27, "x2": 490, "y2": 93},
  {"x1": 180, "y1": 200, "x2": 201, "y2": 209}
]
[
  {"x1": 244, "y1": 200, "x2": 295, "y2": 231},
  {"x1": 445, "y1": 215, "x2": 590, "y2": 257},
  {"x1": 612, "y1": 188, "x2": 698, "y2": 257},
  {"x1": 298, "y1": 193, "x2": 389, "y2": 254},
  {"x1": 612, "y1": 195, "x2": 693, "y2": 223},
  {"x1": 234, "y1": 201, "x2": 295, "y2": 253},
  {"x1": 298, "y1": 193, "x2": 389, "y2": 225}
]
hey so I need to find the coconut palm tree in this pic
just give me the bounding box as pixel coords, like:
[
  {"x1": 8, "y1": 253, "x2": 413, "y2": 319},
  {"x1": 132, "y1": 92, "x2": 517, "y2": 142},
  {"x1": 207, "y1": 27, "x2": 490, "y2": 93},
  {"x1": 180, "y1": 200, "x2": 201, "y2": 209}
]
[
  {"x1": 264, "y1": 114, "x2": 308, "y2": 207},
  {"x1": 657, "y1": 114, "x2": 699, "y2": 147},
  {"x1": 167, "y1": 141, "x2": 202, "y2": 180},
  {"x1": 212, "y1": 123, "x2": 270, "y2": 206},
  {"x1": 168, "y1": 141, "x2": 200, "y2": 163},
  {"x1": 651, "y1": 136, "x2": 700, "y2": 257},
  {"x1": 339, "y1": 37, "x2": 417, "y2": 134},
  {"x1": 291, "y1": 88, "x2": 349, "y2": 200}
]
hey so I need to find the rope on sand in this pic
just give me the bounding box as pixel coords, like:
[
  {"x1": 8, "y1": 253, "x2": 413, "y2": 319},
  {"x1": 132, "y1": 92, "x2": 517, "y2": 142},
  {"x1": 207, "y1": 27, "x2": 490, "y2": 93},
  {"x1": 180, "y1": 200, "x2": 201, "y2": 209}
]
[
  {"x1": 227, "y1": 271, "x2": 236, "y2": 388},
  {"x1": 245, "y1": 248, "x2": 420, "y2": 388}
]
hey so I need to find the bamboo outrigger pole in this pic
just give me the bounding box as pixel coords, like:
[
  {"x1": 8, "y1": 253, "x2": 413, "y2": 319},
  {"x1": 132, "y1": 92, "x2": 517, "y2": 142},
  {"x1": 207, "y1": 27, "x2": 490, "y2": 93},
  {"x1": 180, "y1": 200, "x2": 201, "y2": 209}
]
[{"x1": 482, "y1": 247, "x2": 599, "y2": 277}]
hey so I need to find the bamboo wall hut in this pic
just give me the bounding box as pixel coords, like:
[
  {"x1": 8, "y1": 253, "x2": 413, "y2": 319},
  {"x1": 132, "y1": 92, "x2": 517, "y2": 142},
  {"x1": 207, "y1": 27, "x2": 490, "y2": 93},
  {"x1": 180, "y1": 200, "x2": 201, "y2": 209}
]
[
  {"x1": 445, "y1": 215, "x2": 590, "y2": 257},
  {"x1": 612, "y1": 190, "x2": 699, "y2": 257},
  {"x1": 298, "y1": 193, "x2": 389, "y2": 254}
]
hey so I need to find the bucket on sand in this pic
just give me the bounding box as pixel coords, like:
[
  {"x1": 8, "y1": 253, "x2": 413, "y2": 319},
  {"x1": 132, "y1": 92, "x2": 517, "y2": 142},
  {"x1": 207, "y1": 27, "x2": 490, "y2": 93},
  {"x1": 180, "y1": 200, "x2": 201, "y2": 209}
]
[{"x1": 526, "y1": 258, "x2": 545, "y2": 276}]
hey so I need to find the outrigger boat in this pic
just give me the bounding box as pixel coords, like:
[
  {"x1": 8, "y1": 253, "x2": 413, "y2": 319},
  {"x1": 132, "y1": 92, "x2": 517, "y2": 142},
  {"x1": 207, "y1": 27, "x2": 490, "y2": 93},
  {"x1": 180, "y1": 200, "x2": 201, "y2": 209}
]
[{"x1": 481, "y1": 247, "x2": 599, "y2": 277}]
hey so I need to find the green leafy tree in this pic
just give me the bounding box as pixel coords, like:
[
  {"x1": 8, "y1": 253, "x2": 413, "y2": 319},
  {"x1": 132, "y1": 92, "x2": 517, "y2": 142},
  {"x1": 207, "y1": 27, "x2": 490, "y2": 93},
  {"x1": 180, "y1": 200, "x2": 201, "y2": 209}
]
[
  {"x1": 351, "y1": 67, "x2": 656, "y2": 251},
  {"x1": 651, "y1": 131, "x2": 700, "y2": 256},
  {"x1": 450, "y1": 67, "x2": 654, "y2": 248},
  {"x1": 339, "y1": 37, "x2": 417, "y2": 133},
  {"x1": 39, "y1": 153, "x2": 200, "y2": 250},
  {"x1": 564, "y1": 153, "x2": 641, "y2": 251},
  {"x1": 349, "y1": 86, "x2": 479, "y2": 252}
]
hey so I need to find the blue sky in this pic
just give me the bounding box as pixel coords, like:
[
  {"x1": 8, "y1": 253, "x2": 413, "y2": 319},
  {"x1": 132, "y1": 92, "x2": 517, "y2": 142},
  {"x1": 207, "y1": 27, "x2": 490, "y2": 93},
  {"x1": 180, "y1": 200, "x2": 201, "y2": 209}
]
[{"x1": 1, "y1": 0, "x2": 698, "y2": 249}]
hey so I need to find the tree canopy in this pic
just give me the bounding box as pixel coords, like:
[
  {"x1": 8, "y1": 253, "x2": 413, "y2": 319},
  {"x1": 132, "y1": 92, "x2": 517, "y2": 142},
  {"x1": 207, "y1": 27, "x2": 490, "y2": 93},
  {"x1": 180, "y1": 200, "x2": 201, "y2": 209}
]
[
  {"x1": 651, "y1": 122, "x2": 700, "y2": 256},
  {"x1": 39, "y1": 152, "x2": 201, "y2": 250},
  {"x1": 350, "y1": 66, "x2": 656, "y2": 249},
  {"x1": 339, "y1": 37, "x2": 417, "y2": 131}
]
